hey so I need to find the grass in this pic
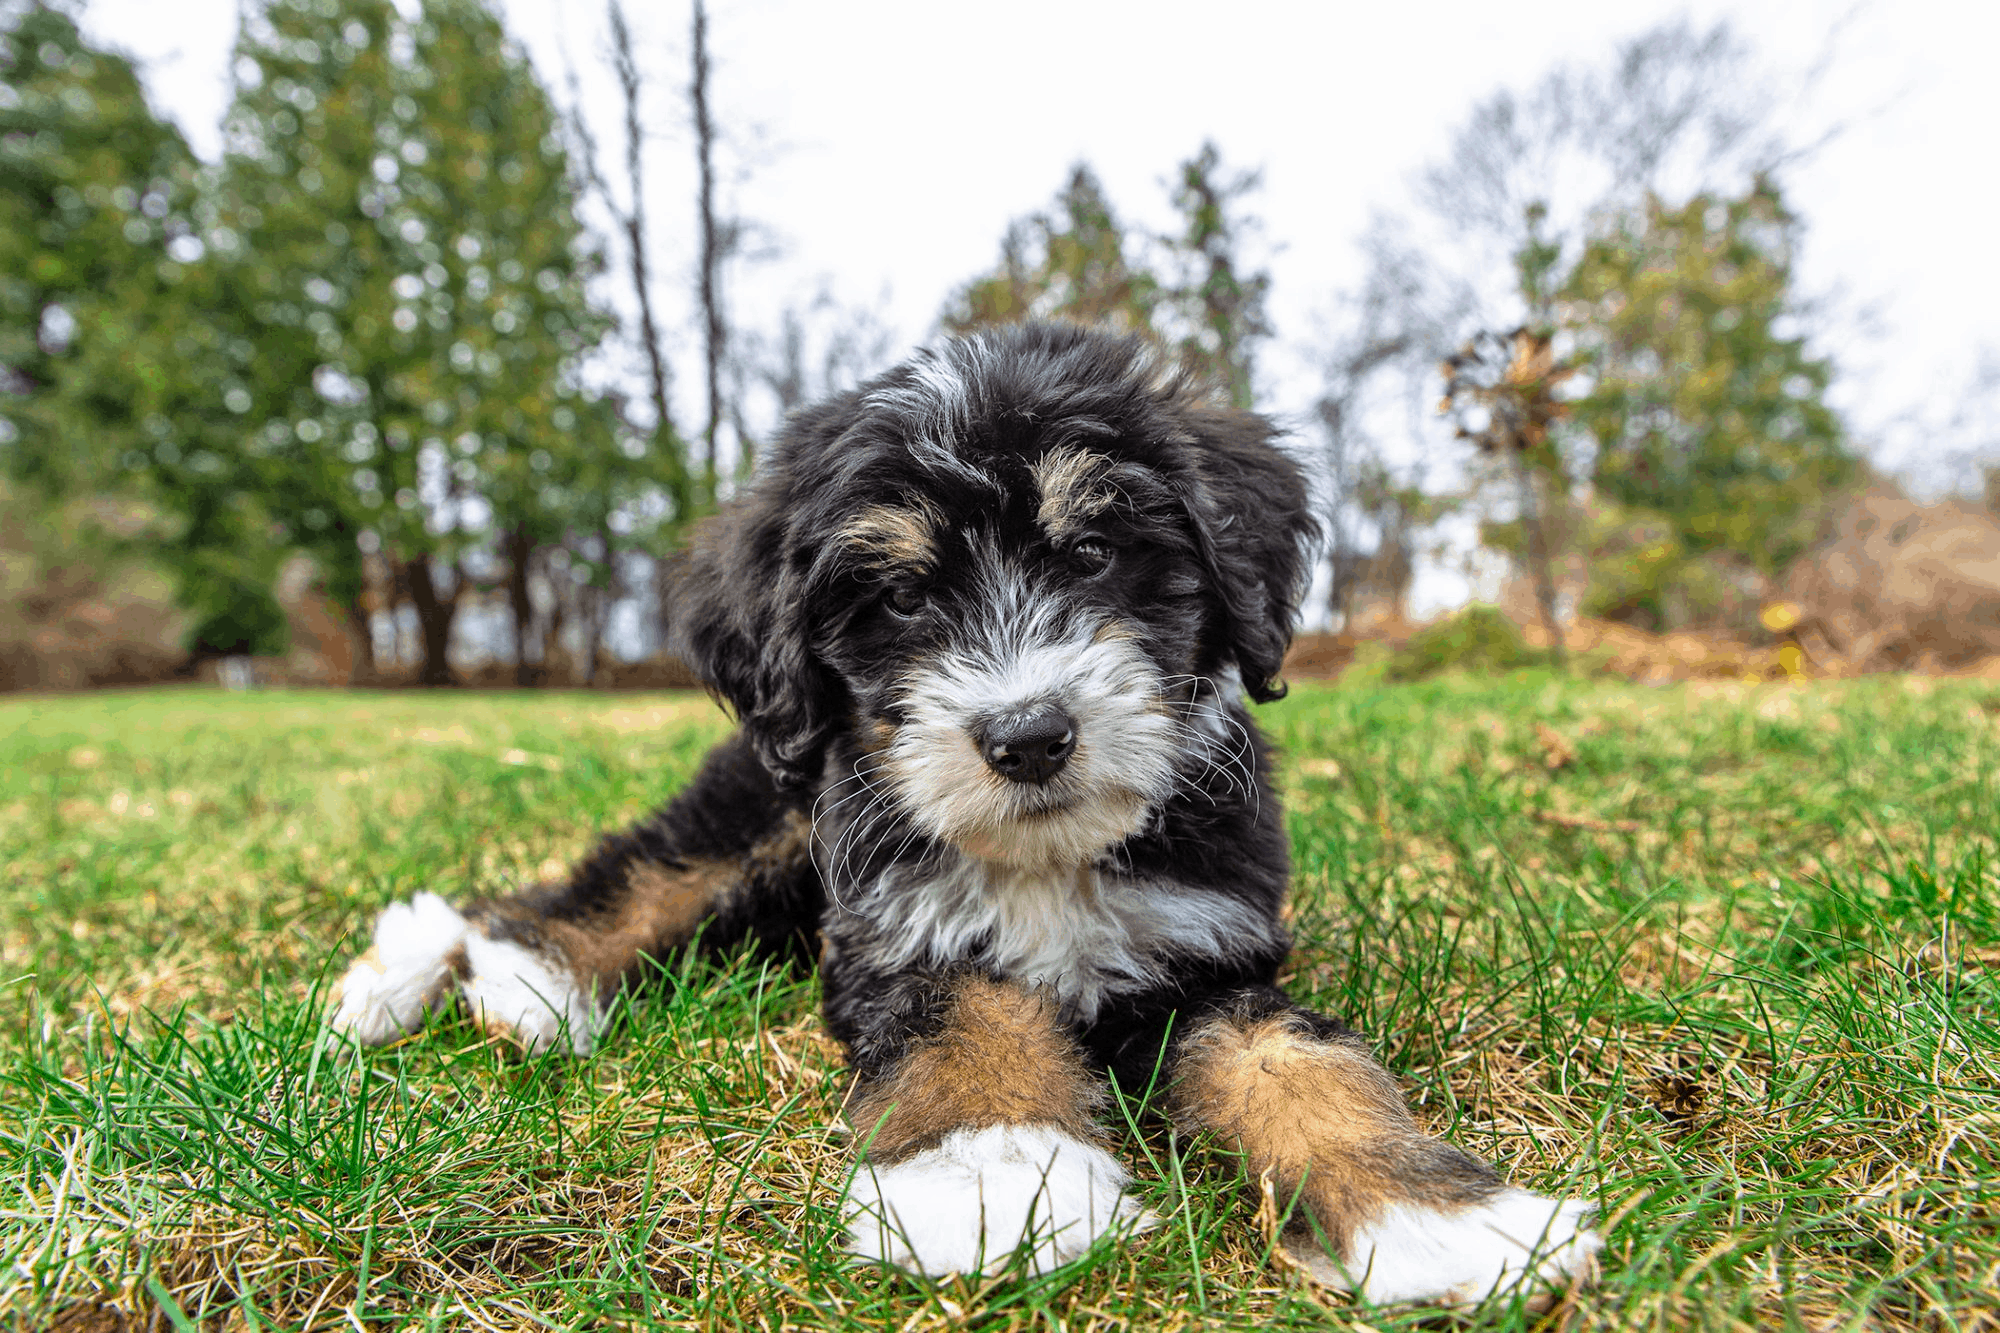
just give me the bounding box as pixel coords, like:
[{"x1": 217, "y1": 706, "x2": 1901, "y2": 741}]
[{"x1": 1, "y1": 676, "x2": 1996, "y2": 1331}]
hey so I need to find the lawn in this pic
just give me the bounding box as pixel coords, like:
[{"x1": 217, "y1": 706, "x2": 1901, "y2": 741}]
[{"x1": 2, "y1": 677, "x2": 1996, "y2": 1331}]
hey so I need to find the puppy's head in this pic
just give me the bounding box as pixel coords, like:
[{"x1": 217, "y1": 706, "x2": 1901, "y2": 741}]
[{"x1": 669, "y1": 324, "x2": 1316, "y2": 870}]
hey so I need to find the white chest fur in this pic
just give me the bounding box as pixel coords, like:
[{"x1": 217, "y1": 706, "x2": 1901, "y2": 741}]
[{"x1": 858, "y1": 855, "x2": 1277, "y2": 1022}]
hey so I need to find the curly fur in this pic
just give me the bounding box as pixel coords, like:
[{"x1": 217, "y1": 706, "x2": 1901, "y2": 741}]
[{"x1": 327, "y1": 324, "x2": 1601, "y2": 1302}]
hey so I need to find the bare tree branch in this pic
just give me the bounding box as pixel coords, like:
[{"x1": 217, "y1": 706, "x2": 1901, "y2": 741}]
[
  {"x1": 691, "y1": 0, "x2": 725, "y2": 482},
  {"x1": 603, "y1": 0, "x2": 677, "y2": 492}
]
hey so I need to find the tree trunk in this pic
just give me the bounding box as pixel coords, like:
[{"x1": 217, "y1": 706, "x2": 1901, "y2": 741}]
[
  {"x1": 339, "y1": 599, "x2": 377, "y2": 684},
  {"x1": 402, "y1": 557, "x2": 461, "y2": 687},
  {"x1": 1514, "y1": 456, "x2": 1566, "y2": 668},
  {"x1": 546, "y1": 576, "x2": 569, "y2": 686},
  {"x1": 580, "y1": 585, "x2": 603, "y2": 688},
  {"x1": 504, "y1": 527, "x2": 538, "y2": 688},
  {"x1": 692, "y1": 0, "x2": 723, "y2": 488},
  {"x1": 604, "y1": 0, "x2": 686, "y2": 516}
]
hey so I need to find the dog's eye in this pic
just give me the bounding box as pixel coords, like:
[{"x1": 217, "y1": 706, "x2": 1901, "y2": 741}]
[
  {"x1": 1073, "y1": 540, "x2": 1115, "y2": 575},
  {"x1": 885, "y1": 584, "x2": 927, "y2": 618}
]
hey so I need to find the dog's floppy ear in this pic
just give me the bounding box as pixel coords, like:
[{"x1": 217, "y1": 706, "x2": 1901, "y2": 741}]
[
  {"x1": 1177, "y1": 407, "x2": 1319, "y2": 702},
  {"x1": 665, "y1": 406, "x2": 856, "y2": 788}
]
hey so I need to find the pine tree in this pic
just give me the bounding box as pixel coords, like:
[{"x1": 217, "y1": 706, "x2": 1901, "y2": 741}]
[
  {"x1": 1166, "y1": 142, "x2": 1269, "y2": 410},
  {"x1": 1562, "y1": 178, "x2": 1854, "y2": 623},
  {"x1": 0, "y1": 2, "x2": 286, "y2": 655},
  {"x1": 945, "y1": 152, "x2": 1272, "y2": 407},
  {"x1": 943, "y1": 165, "x2": 1161, "y2": 337},
  {"x1": 220, "y1": 0, "x2": 636, "y2": 684},
  {"x1": 1, "y1": 2, "x2": 189, "y2": 486},
  {"x1": 399, "y1": 0, "x2": 631, "y2": 683},
  {"x1": 214, "y1": 0, "x2": 405, "y2": 667}
]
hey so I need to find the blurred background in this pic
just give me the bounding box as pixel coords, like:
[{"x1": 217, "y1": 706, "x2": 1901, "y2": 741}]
[{"x1": 4, "y1": 0, "x2": 1997, "y2": 692}]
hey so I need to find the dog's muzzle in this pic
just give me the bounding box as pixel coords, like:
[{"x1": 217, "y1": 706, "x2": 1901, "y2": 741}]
[{"x1": 978, "y1": 707, "x2": 1078, "y2": 784}]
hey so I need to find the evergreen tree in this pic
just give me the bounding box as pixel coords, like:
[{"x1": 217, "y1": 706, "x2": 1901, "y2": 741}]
[
  {"x1": 1, "y1": 1, "x2": 188, "y2": 488},
  {"x1": 212, "y1": 0, "x2": 400, "y2": 666},
  {"x1": 945, "y1": 151, "x2": 1272, "y2": 407},
  {"x1": 943, "y1": 165, "x2": 1161, "y2": 337},
  {"x1": 1166, "y1": 142, "x2": 1269, "y2": 410},
  {"x1": 220, "y1": 0, "x2": 639, "y2": 684},
  {"x1": 0, "y1": 1, "x2": 286, "y2": 655},
  {"x1": 1561, "y1": 178, "x2": 1855, "y2": 623}
]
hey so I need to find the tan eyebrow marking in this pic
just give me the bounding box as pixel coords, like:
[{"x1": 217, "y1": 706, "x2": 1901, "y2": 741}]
[
  {"x1": 837, "y1": 501, "x2": 941, "y2": 572},
  {"x1": 1033, "y1": 446, "x2": 1119, "y2": 540}
]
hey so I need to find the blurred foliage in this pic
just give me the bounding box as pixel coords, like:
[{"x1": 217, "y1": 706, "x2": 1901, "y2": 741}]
[
  {"x1": 1456, "y1": 180, "x2": 1860, "y2": 640},
  {"x1": 0, "y1": 477, "x2": 190, "y2": 688},
  {"x1": 0, "y1": 1, "x2": 199, "y2": 493},
  {"x1": 944, "y1": 144, "x2": 1271, "y2": 405},
  {"x1": 0, "y1": 5, "x2": 1874, "y2": 678},
  {"x1": 0, "y1": 0, "x2": 687, "y2": 683},
  {"x1": 1327, "y1": 26, "x2": 1863, "y2": 641},
  {"x1": 944, "y1": 163, "x2": 1161, "y2": 338},
  {"x1": 1571, "y1": 500, "x2": 1757, "y2": 632},
  {"x1": 215, "y1": 0, "x2": 670, "y2": 681},
  {"x1": 1166, "y1": 143, "x2": 1270, "y2": 409},
  {"x1": 1369, "y1": 603, "x2": 1542, "y2": 683},
  {"x1": 1442, "y1": 315, "x2": 1576, "y2": 658},
  {"x1": 0, "y1": 2, "x2": 283, "y2": 636},
  {"x1": 1562, "y1": 180, "x2": 1856, "y2": 580},
  {"x1": 1333, "y1": 460, "x2": 1461, "y2": 626},
  {"x1": 186, "y1": 572, "x2": 290, "y2": 657}
]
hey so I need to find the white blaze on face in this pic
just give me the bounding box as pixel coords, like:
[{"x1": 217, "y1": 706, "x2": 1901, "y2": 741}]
[{"x1": 881, "y1": 561, "x2": 1178, "y2": 871}]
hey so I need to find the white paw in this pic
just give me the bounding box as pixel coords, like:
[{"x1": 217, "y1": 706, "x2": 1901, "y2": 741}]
[
  {"x1": 460, "y1": 932, "x2": 603, "y2": 1055},
  {"x1": 328, "y1": 893, "x2": 469, "y2": 1045},
  {"x1": 1303, "y1": 1187, "x2": 1600, "y2": 1307},
  {"x1": 846, "y1": 1123, "x2": 1152, "y2": 1276}
]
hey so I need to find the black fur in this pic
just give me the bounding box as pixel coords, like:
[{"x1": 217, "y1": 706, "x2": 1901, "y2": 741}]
[
  {"x1": 518, "y1": 324, "x2": 1323, "y2": 1071},
  {"x1": 336, "y1": 325, "x2": 1593, "y2": 1296}
]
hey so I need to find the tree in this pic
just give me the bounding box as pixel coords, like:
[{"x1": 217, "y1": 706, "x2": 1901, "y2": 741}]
[
  {"x1": 582, "y1": 0, "x2": 692, "y2": 523},
  {"x1": 403, "y1": 0, "x2": 640, "y2": 683},
  {"x1": 0, "y1": 1, "x2": 286, "y2": 656},
  {"x1": 689, "y1": 0, "x2": 726, "y2": 486},
  {"x1": 1561, "y1": 178, "x2": 1855, "y2": 624},
  {"x1": 1313, "y1": 225, "x2": 1475, "y2": 625},
  {"x1": 1166, "y1": 142, "x2": 1270, "y2": 410},
  {"x1": 220, "y1": 0, "x2": 639, "y2": 684},
  {"x1": 1416, "y1": 20, "x2": 1783, "y2": 272},
  {"x1": 739, "y1": 284, "x2": 895, "y2": 417},
  {"x1": 212, "y1": 0, "x2": 404, "y2": 673},
  {"x1": 945, "y1": 149, "x2": 1272, "y2": 408},
  {"x1": 944, "y1": 164, "x2": 1162, "y2": 337},
  {"x1": 1440, "y1": 325, "x2": 1576, "y2": 661},
  {"x1": 0, "y1": 1, "x2": 190, "y2": 490},
  {"x1": 1319, "y1": 19, "x2": 1838, "y2": 634}
]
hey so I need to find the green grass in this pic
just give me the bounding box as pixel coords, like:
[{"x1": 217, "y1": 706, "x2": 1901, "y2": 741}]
[{"x1": 2, "y1": 677, "x2": 1997, "y2": 1331}]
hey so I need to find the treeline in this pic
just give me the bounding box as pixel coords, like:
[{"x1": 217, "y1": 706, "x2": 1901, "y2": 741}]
[
  {"x1": 938, "y1": 25, "x2": 1865, "y2": 649},
  {"x1": 1313, "y1": 23, "x2": 1865, "y2": 643},
  {"x1": 4, "y1": 3, "x2": 1880, "y2": 688},
  {"x1": 3, "y1": 0, "x2": 712, "y2": 686}
]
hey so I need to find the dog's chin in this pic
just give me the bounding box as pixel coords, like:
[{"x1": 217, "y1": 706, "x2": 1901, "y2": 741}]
[{"x1": 947, "y1": 790, "x2": 1150, "y2": 871}]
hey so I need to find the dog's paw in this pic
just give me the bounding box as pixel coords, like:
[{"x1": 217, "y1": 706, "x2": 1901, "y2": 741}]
[
  {"x1": 328, "y1": 893, "x2": 470, "y2": 1045},
  {"x1": 460, "y1": 932, "x2": 603, "y2": 1055},
  {"x1": 1291, "y1": 1187, "x2": 1600, "y2": 1308},
  {"x1": 846, "y1": 1123, "x2": 1151, "y2": 1276}
]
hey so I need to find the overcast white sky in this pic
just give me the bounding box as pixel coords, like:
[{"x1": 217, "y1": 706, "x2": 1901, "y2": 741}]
[{"x1": 76, "y1": 0, "x2": 2000, "y2": 608}]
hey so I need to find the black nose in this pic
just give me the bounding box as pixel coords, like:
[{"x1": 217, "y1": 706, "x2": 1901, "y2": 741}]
[{"x1": 980, "y1": 708, "x2": 1078, "y2": 784}]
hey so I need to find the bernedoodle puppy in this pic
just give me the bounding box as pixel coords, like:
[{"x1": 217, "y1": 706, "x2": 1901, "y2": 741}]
[{"x1": 329, "y1": 323, "x2": 1601, "y2": 1305}]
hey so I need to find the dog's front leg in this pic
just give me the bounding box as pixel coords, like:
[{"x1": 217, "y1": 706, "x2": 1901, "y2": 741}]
[
  {"x1": 1166, "y1": 987, "x2": 1600, "y2": 1308},
  {"x1": 838, "y1": 972, "x2": 1148, "y2": 1275}
]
